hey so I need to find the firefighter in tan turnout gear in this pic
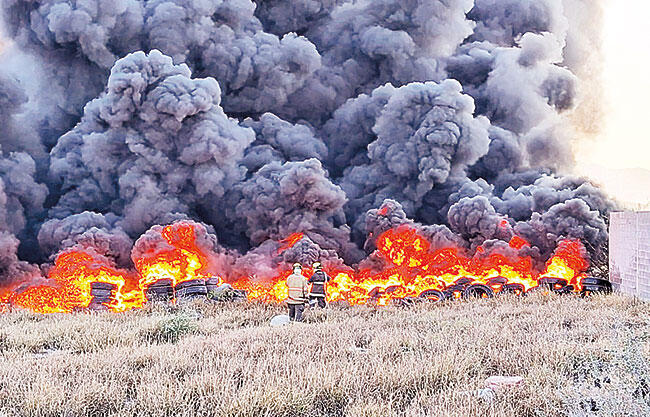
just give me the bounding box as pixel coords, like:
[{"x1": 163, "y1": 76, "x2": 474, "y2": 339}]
[
  {"x1": 308, "y1": 261, "x2": 330, "y2": 308},
  {"x1": 286, "y1": 263, "x2": 308, "y2": 322}
]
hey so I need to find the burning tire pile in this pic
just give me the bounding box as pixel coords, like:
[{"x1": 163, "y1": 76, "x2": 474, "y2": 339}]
[
  {"x1": 144, "y1": 279, "x2": 174, "y2": 302},
  {"x1": 88, "y1": 282, "x2": 118, "y2": 311},
  {"x1": 85, "y1": 274, "x2": 612, "y2": 310},
  {"x1": 372, "y1": 276, "x2": 612, "y2": 307},
  {"x1": 141, "y1": 278, "x2": 247, "y2": 304},
  {"x1": 0, "y1": 223, "x2": 612, "y2": 313}
]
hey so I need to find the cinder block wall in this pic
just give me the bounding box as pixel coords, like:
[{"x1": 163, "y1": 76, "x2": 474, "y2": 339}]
[{"x1": 610, "y1": 211, "x2": 650, "y2": 299}]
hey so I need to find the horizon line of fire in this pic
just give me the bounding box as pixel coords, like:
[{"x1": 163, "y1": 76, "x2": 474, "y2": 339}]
[{"x1": 0, "y1": 223, "x2": 604, "y2": 314}]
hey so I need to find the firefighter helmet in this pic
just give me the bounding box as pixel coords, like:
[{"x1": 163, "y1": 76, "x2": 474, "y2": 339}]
[
  {"x1": 292, "y1": 262, "x2": 302, "y2": 270},
  {"x1": 312, "y1": 261, "x2": 322, "y2": 270}
]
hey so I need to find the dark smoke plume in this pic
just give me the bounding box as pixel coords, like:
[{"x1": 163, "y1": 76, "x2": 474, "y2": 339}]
[{"x1": 0, "y1": 0, "x2": 612, "y2": 285}]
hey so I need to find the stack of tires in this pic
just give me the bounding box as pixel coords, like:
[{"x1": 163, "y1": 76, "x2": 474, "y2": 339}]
[
  {"x1": 88, "y1": 282, "x2": 117, "y2": 310},
  {"x1": 486, "y1": 277, "x2": 525, "y2": 296},
  {"x1": 175, "y1": 279, "x2": 208, "y2": 300},
  {"x1": 579, "y1": 276, "x2": 613, "y2": 295},
  {"x1": 537, "y1": 278, "x2": 575, "y2": 294},
  {"x1": 417, "y1": 278, "x2": 495, "y2": 303},
  {"x1": 418, "y1": 289, "x2": 446, "y2": 303},
  {"x1": 145, "y1": 279, "x2": 174, "y2": 302},
  {"x1": 205, "y1": 277, "x2": 221, "y2": 295}
]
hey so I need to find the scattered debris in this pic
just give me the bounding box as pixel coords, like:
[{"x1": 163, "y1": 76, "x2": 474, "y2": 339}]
[
  {"x1": 456, "y1": 376, "x2": 524, "y2": 404},
  {"x1": 456, "y1": 388, "x2": 495, "y2": 403},
  {"x1": 477, "y1": 388, "x2": 496, "y2": 402},
  {"x1": 485, "y1": 375, "x2": 525, "y2": 393},
  {"x1": 207, "y1": 283, "x2": 247, "y2": 302}
]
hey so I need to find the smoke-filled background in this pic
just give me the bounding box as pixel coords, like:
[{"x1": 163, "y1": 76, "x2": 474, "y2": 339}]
[{"x1": 0, "y1": 0, "x2": 614, "y2": 285}]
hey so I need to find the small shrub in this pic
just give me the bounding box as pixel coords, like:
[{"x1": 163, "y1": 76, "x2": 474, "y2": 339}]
[
  {"x1": 311, "y1": 388, "x2": 348, "y2": 417},
  {"x1": 141, "y1": 313, "x2": 199, "y2": 344}
]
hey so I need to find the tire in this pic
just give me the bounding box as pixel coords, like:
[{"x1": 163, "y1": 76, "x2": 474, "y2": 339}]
[
  {"x1": 384, "y1": 285, "x2": 403, "y2": 294},
  {"x1": 90, "y1": 282, "x2": 117, "y2": 291},
  {"x1": 538, "y1": 278, "x2": 568, "y2": 291},
  {"x1": 580, "y1": 277, "x2": 612, "y2": 288},
  {"x1": 419, "y1": 289, "x2": 446, "y2": 303},
  {"x1": 90, "y1": 288, "x2": 114, "y2": 298},
  {"x1": 205, "y1": 277, "x2": 221, "y2": 293},
  {"x1": 454, "y1": 277, "x2": 473, "y2": 288},
  {"x1": 87, "y1": 303, "x2": 110, "y2": 311},
  {"x1": 463, "y1": 284, "x2": 494, "y2": 299},
  {"x1": 175, "y1": 285, "x2": 208, "y2": 298},
  {"x1": 146, "y1": 285, "x2": 173, "y2": 293},
  {"x1": 393, "y1": 297, "x2": 419, "y2": 307},
  {"x1": 367, "y1": 287, "x2": 384, "y2": 299},
  {"x1": 146, "y1": 281, "x2": 174, "y2": 300},
  {"x1": 148, "y1": 279, "x2": 174, "y2": 288},
  {"x1": 146, "y1": 287, "x2": 174, "y2": 301},
  {"x1": 233, "y1": 289, "x2": 247, "y2": 300},
  {"x1": 175, "y1": 279, "x2": 206, "y2": 291},
  {"x1": 556, "y1": 285, "x2": 575, "y2": 295},
  {"x1": 500, "y1": 283, "x2": 526, "y2": 296},
  {"x1": 487, "y1": 277, "x2": 508, "y2": 287},
  {"x1": 581, "y1": 284, "x2": 612, "y2": 295},
  {"x1": 443, "y1": 285, "x2": 465, "y2": 300},
  {"x1": 205, "y1": 277, "x2": 221, "y2": 286}
]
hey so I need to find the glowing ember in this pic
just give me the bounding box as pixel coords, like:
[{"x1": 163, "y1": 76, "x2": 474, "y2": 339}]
[{"x1": 0, "y1": 223, "x2": 592, "y2": 313}]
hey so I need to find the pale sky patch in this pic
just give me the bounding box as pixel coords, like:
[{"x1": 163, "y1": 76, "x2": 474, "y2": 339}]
[{"x1": 575, "y1": 0, "x2": 650, "y2": 207}]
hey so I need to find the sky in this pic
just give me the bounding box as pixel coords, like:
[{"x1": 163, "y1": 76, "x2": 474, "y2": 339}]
[{"x1": 574, "y1": 0, "x2": 650, "y2": 207}]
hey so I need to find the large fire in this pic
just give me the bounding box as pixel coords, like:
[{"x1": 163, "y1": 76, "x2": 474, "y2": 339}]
[
  {"x1": 0, "y1": 223, "x2": 592, "y2": 313},
  {"x1": 135, "y1": 223, "x2": 217, "y2": 288}
]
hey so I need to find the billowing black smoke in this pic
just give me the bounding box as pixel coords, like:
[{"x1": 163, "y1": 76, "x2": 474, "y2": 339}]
[{"x1": 0, "y1": 0, "x2": 613, "y2": 284}]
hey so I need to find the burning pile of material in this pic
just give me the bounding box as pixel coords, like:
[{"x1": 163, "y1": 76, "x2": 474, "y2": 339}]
[
  {"x1": 0, "y1": 218, "x2": 608, "y2": 313},
  {"x1": 0, "y1": 0, "x2": 612, "y2": 312}
]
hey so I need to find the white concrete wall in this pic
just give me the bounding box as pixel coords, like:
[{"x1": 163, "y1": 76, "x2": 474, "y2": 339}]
[{"x1": 609, "y1": 211, "x2": 650, "y2": 299}]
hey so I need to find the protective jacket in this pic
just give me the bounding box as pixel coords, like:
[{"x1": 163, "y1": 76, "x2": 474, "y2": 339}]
[
  {"x1": 308, "y1": 270, "x2": 330, "y2": 297},
  {"x1": 286, "y1": 273, "x2": 308, "y2": 304}
]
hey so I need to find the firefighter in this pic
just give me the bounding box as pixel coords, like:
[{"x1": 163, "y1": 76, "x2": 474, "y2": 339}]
[
  {"x1": 308, "y1": 261, "x2": 330, "y2": 308},
  {"x1": 286, "y1": 263, "x2": 308, "y2": 322}
]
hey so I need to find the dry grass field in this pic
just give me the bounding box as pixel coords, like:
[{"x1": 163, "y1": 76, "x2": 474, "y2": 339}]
[{"x1": 0, "y1": 293, "x2": 648, "y2": 417}]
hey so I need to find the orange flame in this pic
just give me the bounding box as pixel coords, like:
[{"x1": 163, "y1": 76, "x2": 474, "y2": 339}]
[
  {"x1": 3, "y1": 251, "x2": 144, "y2": 313},
  {"x1": 276, "y1": 232, "x2": 305, "y2": 255},
  {"x1": 0, "y1": 224, "x2": 591, "y2": 313},
  {"x1": 135, "y1": 223, "x2": 214, "y2": 288},
  {"x1": 236, "y1": 227, "x2": 589, "y2": 305}
]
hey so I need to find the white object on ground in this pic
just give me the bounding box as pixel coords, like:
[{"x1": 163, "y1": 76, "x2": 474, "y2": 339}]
[
  {"x1": 476, "y1": 388, "x2": 496, "y2": 402},
  {"x1": 485, "y1": 376, "x2": 525, "y2": 393},
  {"x1": 270, "y1": 314, "x2": 290, "y2": 327},
  {"x1": 455, "y1": 388, "x2": 495, "y2": 403}
]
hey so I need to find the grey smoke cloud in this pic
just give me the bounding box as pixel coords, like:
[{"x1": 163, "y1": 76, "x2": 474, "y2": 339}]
[
  {"x1": 48, "y1": 50, "x2": 254, "y2": 239},
  {"x1": 339, "y1": 80, "x2": 490, "y2": 233},
  {"x1": 0, "y1": 0, "x2": 613, "y2": 285}
]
